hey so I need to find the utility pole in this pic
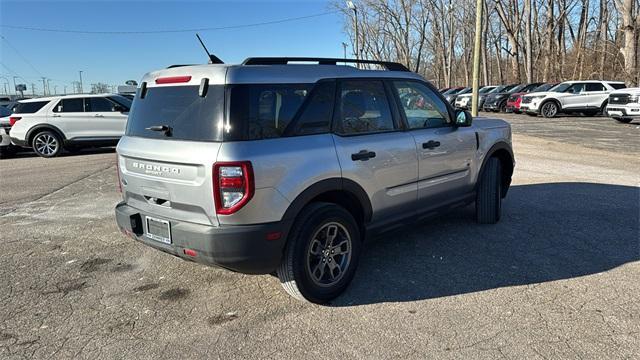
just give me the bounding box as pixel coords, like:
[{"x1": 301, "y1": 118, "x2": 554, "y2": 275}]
[
  {"x1": 47, "y1": 79, "x2": 51, "y2": 95},
  {"x1": 12, "y1": 76, "x2": 18, "y2": 95},
  {"x1": 78, "y1": 70, "x2": 84, "y2": 93},
  {"x1": 342, "y1": 42, "x2": 348, "y2": 63},
  {"x1": 41, "y1": 77, "x2": 47, "y2": 96},
  {"x1": 64, "y1": 85, "x2": 67, "y2": 94},
  {"x1": 346, "y1": 1, "x2": 359, "y2": 66},
  {"x1": 470, "y1": 0, "x2": 484, "y2": 117},
  {"x1": 54, "y1": 85, "x2": 58, "y2": 95},
  {"x1": 31, "y1": 83, "x2": 35, "y2": 96}
]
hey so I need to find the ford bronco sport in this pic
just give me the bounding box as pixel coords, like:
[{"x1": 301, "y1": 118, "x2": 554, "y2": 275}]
[{"x1": 115, "y1": 57, "x2": 514, "y2": 303}]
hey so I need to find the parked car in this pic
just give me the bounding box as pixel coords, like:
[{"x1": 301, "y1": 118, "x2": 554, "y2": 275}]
[
  {"x1": 521, "y1": 81, "x2": 626, "y2": 118},
  {"x1": 443, "y1": 87, "x2": 470, "y2": 105},
  {"x1": 114, "y1": 57, "x2": 515, "y2": 303},
  {"x1": 483, "y1": 83, "x2": 543, "y2": 112},
  {"x1": 454, "y1": 86, "x2": 498, "y2": 110},
  {"x1": 0, "y1": 106, "x2": 15, "y2": 158},
  {"x1": 606, "y1": 88, "x2": 640, "y2": 123},
  {"x1": 9, "y1": 94, "x2": 131, "y2": 157},
  {"x1": 506, "y1": 83, "x2": 557, "y2": 113}
]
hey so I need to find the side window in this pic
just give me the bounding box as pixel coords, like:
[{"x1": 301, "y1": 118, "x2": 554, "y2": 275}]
[
  {"x1": 336, "y1": 80, "x2": 394, "y2": 135},
  {"x1": 53, "y1": 98, "x2": 85, "y2": 113},
  {"x1": 393, "y1": 81, "x2": 450, "y2": 129},
  {"x1": 228, "y1": 84, "x2": 311, "y2": 140},
  {"x1": 291, "y1": 81, "x2": 335, "y2": 136},
  {"x1": 88, "y1": 97, "x2": 115, "y2": 112},
  {"x1": 586, "y1": 83, "x2": 605, "y2": 92},
  {"x1": 566, "y1": 83, "x2": 585, "y2": 94}
]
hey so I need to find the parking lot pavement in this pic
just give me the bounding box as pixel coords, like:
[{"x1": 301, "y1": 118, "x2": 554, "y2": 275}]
[
  {"x1": 0, "y1": 117, "x2": 638, "y2": 359},
  {"x1": 487, "y1": 112, "x2": 640, "y2": 155}
]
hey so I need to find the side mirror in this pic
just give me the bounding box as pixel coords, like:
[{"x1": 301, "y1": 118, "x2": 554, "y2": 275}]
[
  {"x1": 454, "y1": 110, "x2": 473, "y2": 127},
  {"x1": 112, "y1": 104, "x2": 128, "y2": 112}
]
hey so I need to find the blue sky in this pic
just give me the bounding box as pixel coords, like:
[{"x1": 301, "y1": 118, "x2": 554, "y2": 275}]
[{"x1": 0, "y1": 0, "x2": 347, "y2": 95}]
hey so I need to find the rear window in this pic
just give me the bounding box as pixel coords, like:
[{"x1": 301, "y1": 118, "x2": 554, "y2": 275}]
[
  {"x1": 609, "y1": 83, "x2": 626, "y2": 90},
  {"x1": 13, "y1": 101, "x2": 49, "y2": 114},
  {"x1": 126, "y1": 85, "x2": 225, "y2": 141}
]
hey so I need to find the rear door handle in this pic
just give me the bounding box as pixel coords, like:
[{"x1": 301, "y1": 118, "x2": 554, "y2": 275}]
[
  {"x1": 351, "y1": 150, "x2": 376, "y2": 161},
  {"x1": 52, "y1": 114, "x2": 61, "y2": 117},
  {"x1": 422, "y1": 140, "x2": 441, "y2": 149},
  {"x1": 94, "y1": 114, "x2": 104, "y2": 117}
]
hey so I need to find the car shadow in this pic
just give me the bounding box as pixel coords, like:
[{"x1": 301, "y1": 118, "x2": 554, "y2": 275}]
[
  {"x1": 4, "y1": 147, "x2": 115, "y2": 159},
  {"x1": 332, "y1": 182, "x2": 639, "y2": 306}
]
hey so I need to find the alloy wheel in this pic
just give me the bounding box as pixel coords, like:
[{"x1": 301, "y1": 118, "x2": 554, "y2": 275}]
[
  {"x1": 34, "y1": 134, "x2": 59, "y2": 156},
  {"x1": 306, "y1": 222, "x2": 352, "y2": 287}
]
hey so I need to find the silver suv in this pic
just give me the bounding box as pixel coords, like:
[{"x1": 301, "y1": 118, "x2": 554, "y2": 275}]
[{"x1": 115, "y1": 58, "x2": 515, "y2": 303}]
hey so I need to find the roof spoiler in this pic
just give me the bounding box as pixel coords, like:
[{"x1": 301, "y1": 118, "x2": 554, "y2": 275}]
[{"x1": 241, "y1": 57, "x2": 409, "y2": 72}]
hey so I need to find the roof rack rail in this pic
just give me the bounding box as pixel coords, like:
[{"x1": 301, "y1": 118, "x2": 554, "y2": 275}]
[{"x1": 241, "y1": 57, "x2": 410, "y2": 72}]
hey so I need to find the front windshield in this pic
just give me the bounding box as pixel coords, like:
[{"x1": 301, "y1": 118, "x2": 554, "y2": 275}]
[
  {"x1": 508, "y1": 84, "x2": 526, "y2": 93},
  {"x1": 549, "y1": 83, "x2": 571, "y2": 92},
  {"x1": 532, "y1": 83, "x2": 554, "y2": 92},
  {"x1": 442, "y1": 88, "x2": 462, "y2": 95},
  {"x1": 480, "y1": 87, "x2": 496, "y2": 94},
  {"x1": 458, "y1": 88, "x2": 472, "y2": 95}
]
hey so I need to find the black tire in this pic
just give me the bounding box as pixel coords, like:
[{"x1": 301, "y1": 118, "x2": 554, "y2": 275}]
[
  {"x1": 31, "y1": 131, "x2": 62, "y2": 158},
  {"x1": 498, "y1": 101, "x2": 507, "y2": 113},
  {"x1": 277, "y1": 202, "x2": 361, "y2": 304},
  {"x1": 540, "y1": 101, "x2": 559, "y2": 118},
  {"x1": 614, "y1": 118, "x2": 633, "y2": 124},
  {"x1": 476, "y1": 157, "x2": 502, "y2": 224}
]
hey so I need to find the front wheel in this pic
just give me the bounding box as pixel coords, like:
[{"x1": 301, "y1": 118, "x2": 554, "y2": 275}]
[
  {"x1": 614, "y1": 118, "x2": 633, "y2": 124},
  {"x1": 540, "y1": 101, "x2": 559, "y2": 118},
  {"x1": 476, "y1": 157, "x2": 502, "y2": 224},
  {"x1": 32, "y1": 131, "x2": 62, "y2": 158},
  {"x1": 277, "y1": 203, "x2": 361, "y2": 304}
]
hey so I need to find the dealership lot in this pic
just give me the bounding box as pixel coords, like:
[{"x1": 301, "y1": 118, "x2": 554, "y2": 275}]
[{"x1": 0, "y1": 114, "x2": 638, "y2": 359}]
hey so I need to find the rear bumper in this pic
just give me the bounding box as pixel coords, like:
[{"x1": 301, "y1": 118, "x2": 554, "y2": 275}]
[
  {"x1": 115, "y1": 202, "x2": 291, "y2": 274},
  {"x1": 505, "y1": 104, "x2": 520, "y2": 113}
]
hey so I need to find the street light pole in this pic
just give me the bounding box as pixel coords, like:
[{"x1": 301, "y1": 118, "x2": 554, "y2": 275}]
[
  {"x1": 41, "y1": 77, "x2": 47, "y2": 96},
  {"x1": 342, "y1": 42, "x2": 348, "y2": 61},
  {"x1": 470, "y1": 0, "x2": 484, "y2": 117},
  {"x1": 12, "y1": 76, "x2": 18, "y2": 95},
  {"x1": 78, "y1": 71, "x2": 84, "y2": 93}
]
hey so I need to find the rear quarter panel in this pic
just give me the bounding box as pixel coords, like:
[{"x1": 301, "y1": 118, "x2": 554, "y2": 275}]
[{"x1": 216, "y1": 133, "x2": 341, "y2": 225}]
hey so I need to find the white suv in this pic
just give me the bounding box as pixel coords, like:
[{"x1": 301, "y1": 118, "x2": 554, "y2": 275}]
[
  {"x1": 9, "y1": 94, "x2": 131, "y2": 157},
  {"x1": 606, "y1": 88, "x2": 640, "y2": 124},
  {"x1": 520, "y1": 80, "x2": 626, "y2": 118}
]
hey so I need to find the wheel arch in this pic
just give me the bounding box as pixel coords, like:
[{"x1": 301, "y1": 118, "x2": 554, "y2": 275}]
[
  {"x1": 281, "y1": 178, "x2": 372, "y2": 239},
  {"x1": 477, "y1": 142, "x2": 514, "y2": 198},
  {"x1": 540, "y1": 98, "x2": 561, "y2": 111},
  {"x1": 26, "y1": 124, "x2": 66, "y2": 146}
]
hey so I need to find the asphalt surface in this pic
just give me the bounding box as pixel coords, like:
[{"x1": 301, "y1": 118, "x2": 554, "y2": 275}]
[{"x1": 0, "y1": 114, "x2": 638, "y2": 359}]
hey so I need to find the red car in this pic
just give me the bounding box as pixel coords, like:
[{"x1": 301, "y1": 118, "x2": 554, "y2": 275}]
[{"x1": 506, "y1": 83, "x2": 558, "y2": 113}]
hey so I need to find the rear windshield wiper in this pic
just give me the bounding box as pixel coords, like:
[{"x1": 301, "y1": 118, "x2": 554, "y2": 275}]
[{"x1": 146, "y1": 125, "x2": 172, "y2": 136}]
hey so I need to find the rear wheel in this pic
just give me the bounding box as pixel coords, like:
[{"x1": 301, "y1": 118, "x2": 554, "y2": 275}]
[
  {"x1": 540, "y1": 101, "x2": 559, "y2": 118},
  {"x1": 476, "y1": 157, "x2": 502, "y2": 224},
  {"x1": 277, "y1": 203, "x2": 361, "y2": 304},
  {"x1": 32, "y1": 131, "x2": 62, "y2": 158}
]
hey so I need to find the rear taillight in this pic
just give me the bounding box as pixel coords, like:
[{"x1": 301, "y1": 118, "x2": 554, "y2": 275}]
[
  {"x1": 9, "y1": 117, "x2": 21, "y2": 126},
  {"x1": 213, "y1": 162, "x2": 254, "y2": 215}
]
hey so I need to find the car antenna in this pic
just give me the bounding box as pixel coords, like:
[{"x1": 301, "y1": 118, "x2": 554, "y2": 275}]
[{"x1": 196, "y1": 33, "x2": 224, "y2": 64}]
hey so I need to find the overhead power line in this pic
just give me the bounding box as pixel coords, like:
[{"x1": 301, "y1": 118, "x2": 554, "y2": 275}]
[
  {"x1": 0, "y1": 10, "x2": 339, "y2": 35},
  {"x1": 1, "y1": 35, "x2": 44, "y2": 77}
]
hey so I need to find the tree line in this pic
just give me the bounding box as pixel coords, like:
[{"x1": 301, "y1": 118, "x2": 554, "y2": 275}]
[{"x1": 335, "y1": 0, "x2": 639, "y2": 87}]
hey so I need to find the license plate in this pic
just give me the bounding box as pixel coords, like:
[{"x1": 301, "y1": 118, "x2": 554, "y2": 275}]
[{"x1": 145, "y1": 216, "x2": 171, "y2": 244}]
